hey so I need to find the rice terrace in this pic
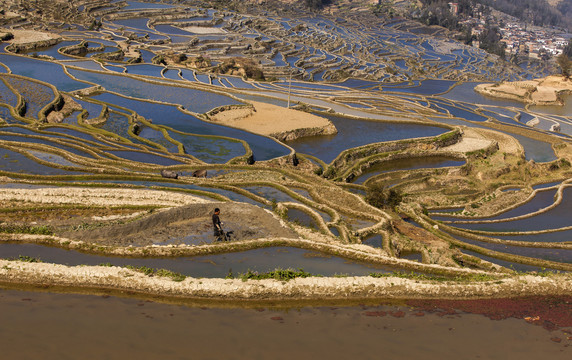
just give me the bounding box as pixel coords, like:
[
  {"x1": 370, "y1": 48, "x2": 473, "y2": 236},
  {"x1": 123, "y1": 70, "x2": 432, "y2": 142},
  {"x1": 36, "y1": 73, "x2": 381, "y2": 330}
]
[{"x1": 0, "y1": 0, "x2": 571, "y2": 357}]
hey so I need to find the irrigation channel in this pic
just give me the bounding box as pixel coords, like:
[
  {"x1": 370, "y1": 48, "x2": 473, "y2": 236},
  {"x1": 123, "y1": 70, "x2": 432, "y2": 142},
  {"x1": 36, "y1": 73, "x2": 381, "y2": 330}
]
[{"x1": 0, "y1": 0, "x2": 571, "y2": 306}]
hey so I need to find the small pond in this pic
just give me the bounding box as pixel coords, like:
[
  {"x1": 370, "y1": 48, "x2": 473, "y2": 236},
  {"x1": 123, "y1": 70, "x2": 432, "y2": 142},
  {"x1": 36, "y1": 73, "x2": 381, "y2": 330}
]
[
  {"x1": 450, "y1": 234, "x2": 571, "y2": 266},
  {"x1": 362, "y1": 234, "x2": 383, "y2": 248},
  {"x1": 108, "y1": 150, "x2": 186, "y2": 166},
  {"x1": 460, "y1": 249, "x2": 545, "y2": 273},
  {"x1": 243, "y1": 186, "x2": 300, "y2": 204},
  {"x1": 166, "y1": 130, "x2": 245, "y2": 164},
  {"x1": 287, "y1": 208, "x2": 319, "y2": 229}
]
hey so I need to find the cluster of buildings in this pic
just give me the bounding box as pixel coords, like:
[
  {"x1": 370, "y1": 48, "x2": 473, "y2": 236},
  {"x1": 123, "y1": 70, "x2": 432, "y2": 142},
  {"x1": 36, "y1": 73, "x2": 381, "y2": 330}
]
[
  {"x1": 448, "y1": 2, "x2": 570, "y2": 59},
  {"x1": 496, "y1": 24, "x2": 569, "y2": 59}
]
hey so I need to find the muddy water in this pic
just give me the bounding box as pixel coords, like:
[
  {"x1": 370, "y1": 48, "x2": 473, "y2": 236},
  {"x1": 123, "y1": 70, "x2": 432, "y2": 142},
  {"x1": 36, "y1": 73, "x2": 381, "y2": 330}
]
[
  {"x1": 0, "y1": 289, "x2": 569, "y2": 360},
  {"x1": 529, "y1": 94, "x2": 572, "y2": 116}
]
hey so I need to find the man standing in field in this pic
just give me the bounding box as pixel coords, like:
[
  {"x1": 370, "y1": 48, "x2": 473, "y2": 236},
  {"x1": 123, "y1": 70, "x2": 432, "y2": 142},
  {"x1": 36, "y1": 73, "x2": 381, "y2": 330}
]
[{"x1": 212, "y1": 207, "x2": 223, "y2": 241}]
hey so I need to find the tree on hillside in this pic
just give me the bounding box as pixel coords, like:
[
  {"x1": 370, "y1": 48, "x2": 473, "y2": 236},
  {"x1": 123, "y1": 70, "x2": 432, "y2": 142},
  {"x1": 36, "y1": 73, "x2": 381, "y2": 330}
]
[
  {"x1": 478, "y1": 26, "x2": 506, "y2": 59},
  {"x1": 365, "y1": 183, "x2": 403, "y2": 209},
  {"x1": 305, "y1": 0, "x2": 331, "y2": 10},
  {"x1": 420, "y1": 0, "x2": 475, "y2": 17},
  {"x1": 479, "y1": 0, "x2": 566, "y2": 29},
  {"x1": 564, "y1": 39, "x2": 572, "y2": 58},
  {"x1": 557, "y1": 0, "x2": 572, "y2": 18},
  {"x1": 416, "y1": 0, "x2": 459, "y2": 30},
  {"x1": 457, "y1": 26, "x2": 475, "y2": 45},
  {"x1": 556, "y1": 54, "x2": 571, "y2": 79},
  {"x1": 373, "y1": 0, "x2": 397, "y2": 18}
]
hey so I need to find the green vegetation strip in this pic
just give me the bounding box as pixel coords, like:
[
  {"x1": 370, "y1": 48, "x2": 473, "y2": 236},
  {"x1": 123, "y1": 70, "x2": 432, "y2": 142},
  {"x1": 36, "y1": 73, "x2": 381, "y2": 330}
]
[
  {"x1": 0, "y1": 224, "x2": 53, "y2": 235},
  {"x1": 226, "y1": 268, "x2": 314, "y2": 281},
  {"x1": 118, "y1": 265, "x2": 186, "y2": 282},
  {"x1": 8, "y1": 255, "x2": 43, "y2": 263}
]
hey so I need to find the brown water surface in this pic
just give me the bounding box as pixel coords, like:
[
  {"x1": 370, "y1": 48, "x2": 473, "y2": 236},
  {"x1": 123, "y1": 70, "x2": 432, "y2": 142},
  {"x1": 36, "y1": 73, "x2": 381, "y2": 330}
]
[{"x1": 0, "y1": 288, "x2": 570, "y2": 359}]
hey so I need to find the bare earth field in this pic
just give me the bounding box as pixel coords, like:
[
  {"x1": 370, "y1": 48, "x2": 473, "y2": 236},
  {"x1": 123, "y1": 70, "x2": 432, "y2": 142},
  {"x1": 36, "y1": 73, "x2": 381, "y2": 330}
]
[
  {"x1": 475, "y1": 75, "x2": 572, "y2": 105},
  {"x1": 209, "y1": 100, "x2": 337, "y2": 140},
  {"x1": 2, "y1": 29, "x2": 61, "y2": 44}
]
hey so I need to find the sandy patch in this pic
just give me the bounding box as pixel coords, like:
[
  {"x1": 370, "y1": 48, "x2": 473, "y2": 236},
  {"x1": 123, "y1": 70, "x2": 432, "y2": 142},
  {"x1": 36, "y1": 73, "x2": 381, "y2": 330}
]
[
  {"x1": 4, "y1": 29, "x2": 61, "y2": 44},
  {"x1": 181, "y1": 26, "x2": 226, "y2": 34},
  {"x1": 531, "y1": 85, "x2": 559, "y2": 103},
  {"x1": 209, "y1": 100, "x2": 336, "y2": 138},
  {"x1": 476, "y1": 127, "x2": 521, "y2": 154},
  {"x1": 441, "y1": 127, "x2": 521, "y2": 154},
  {"x1": 442, "y1": 127, "x2": 493, "y2": 153},
  {"x1": 0, "y1": 11, "x2": 21, "y2": 20}
]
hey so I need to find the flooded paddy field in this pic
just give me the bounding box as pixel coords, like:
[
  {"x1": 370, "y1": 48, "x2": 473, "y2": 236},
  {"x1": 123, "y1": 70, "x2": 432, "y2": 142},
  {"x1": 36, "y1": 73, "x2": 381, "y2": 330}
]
[
  {"x1": 0, "y1": 243, "x2": 401, "y2": 278},
  {"x1": 0, "y1": 54, "x2": 88, "y2": 92},
  {"x1": 437, "y1": 187, "x2": 572, "y2": 233},
  {"x1": 287, "y1": 114, "x2": 448, "y2": 163},
  {"x1": 352, "y1": 156, "x2": 466, "y2": 185}
]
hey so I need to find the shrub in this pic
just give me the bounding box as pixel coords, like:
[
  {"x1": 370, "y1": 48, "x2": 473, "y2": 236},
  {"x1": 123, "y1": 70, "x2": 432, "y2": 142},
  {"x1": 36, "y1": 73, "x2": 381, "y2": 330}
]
[
  {"x1": 365, "y1": 183, "x2": 403, "y2": 209},
  {"x1": 0, "y1": 224, "x2": 53, "y2": 235},
  {"x1": 236, "y1": 268, "x2": 313, "y2": 281}
]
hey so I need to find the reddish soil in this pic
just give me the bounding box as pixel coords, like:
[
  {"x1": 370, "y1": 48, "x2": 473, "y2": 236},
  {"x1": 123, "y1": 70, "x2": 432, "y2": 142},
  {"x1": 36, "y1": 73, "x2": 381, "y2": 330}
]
[{"x1": 407, "y1": 296, "x2": 572, "y2": 331}]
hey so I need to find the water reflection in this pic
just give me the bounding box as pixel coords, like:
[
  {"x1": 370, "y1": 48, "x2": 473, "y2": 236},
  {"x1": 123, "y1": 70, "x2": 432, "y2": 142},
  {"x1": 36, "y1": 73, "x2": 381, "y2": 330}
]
[
  {"x1": 0, "y1": 54, "x2": 87, "y2": 92},
  {"x1": 90, "y1": 92, "x2": 289, "y2": 161},
  {"x1": 431, "y1": 189, "x2": 558, "y2": 222},
  {"x1": 287, "y1": 114, "x2": 447, "y2": 163},
  {"x1": 353, "y1": 156, "x2": 465, "y2": 184},
  {"x1": 444, "y1": 188, "x2": 572, "y2": 232}
]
